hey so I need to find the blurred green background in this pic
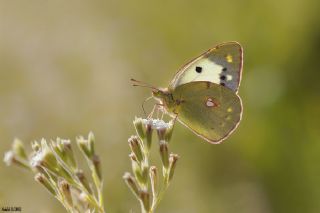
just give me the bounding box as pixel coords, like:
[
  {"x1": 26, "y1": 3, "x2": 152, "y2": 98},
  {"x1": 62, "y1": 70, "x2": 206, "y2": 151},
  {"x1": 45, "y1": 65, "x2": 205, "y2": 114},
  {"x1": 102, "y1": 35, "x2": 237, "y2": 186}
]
[{"x1": 1, "y1": 0, "x2": 320, "y2": 212}]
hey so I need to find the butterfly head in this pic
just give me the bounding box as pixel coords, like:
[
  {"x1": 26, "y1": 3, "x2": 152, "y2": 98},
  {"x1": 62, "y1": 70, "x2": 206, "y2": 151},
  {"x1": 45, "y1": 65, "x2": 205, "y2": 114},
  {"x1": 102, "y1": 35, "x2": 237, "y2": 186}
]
[
  {"x1": 131, "y1": 78, "x2": 175, "y2": 110},
  {"x1": 151, "y1": 88, "x2": 167, "y2": 99},
  {"x1": 152, "y1": 88, "x2": 176, "y2": 112}
]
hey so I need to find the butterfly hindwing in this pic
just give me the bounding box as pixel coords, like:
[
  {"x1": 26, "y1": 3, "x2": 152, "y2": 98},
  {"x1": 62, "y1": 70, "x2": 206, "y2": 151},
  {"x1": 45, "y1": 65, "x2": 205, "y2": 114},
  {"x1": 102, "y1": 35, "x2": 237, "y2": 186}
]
[
  {"x1": 170, "y1": 42, "x2": 243, "y2": 93},
  {"x1": 172, "y1": 81, "x2": 242, "y2": 144}
]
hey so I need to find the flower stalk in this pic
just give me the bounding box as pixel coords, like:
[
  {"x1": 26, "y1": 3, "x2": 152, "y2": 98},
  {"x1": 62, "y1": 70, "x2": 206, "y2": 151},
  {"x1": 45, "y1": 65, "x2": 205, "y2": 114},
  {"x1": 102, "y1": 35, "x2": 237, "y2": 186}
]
[
  {"x1": 4, "y1": 116, "x2": 180, "y2": 213},
  {"x1": 4, "y1": 133, "x2": 106, "y2": 213},
  {"x1": 123, "y1": 117, "x2": 179, "y2": 213}
]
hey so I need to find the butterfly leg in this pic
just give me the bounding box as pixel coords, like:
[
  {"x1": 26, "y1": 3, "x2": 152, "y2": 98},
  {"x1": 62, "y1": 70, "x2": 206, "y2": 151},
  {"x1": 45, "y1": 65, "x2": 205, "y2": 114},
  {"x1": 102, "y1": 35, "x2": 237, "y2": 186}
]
[
  {"x1": 147, "y1": 103, "x2": 164, "y2": 119},
  {"x1": 141, "y1": 96, "x2": 153, "y2": 117},
  {"x1": 156, "y1": 105, "x2": 161, "y2": 119},
  {"x1": 172, "y1": 112, "x2": 178, "y2": 125},
  {"x1": 147, "y1": 104, "x2": 157, "y2": 119},
  {"x1": 157, "y1": 103, "x2": 168, "y2": 120},
  {"x1": 160, "y1": 109, "x2": 165, "y2": 120},
  {"x1": 156, "y1": 102, "x2": 167, "y2": 119}
]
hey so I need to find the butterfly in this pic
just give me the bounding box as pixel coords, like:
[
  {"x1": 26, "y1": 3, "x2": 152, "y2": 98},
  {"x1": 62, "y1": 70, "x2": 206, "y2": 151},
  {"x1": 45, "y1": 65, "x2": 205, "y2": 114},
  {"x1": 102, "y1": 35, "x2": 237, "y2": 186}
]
[{"x1": 132, "y1": 41, "x2": 243, "y2": 144}]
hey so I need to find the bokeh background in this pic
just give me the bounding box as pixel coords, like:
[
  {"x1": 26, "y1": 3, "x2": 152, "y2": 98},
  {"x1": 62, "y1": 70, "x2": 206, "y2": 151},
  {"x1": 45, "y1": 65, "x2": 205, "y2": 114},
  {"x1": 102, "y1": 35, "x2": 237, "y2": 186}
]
[{"x1": 1, "y1": 0, "x2": 320, "y2": 212}]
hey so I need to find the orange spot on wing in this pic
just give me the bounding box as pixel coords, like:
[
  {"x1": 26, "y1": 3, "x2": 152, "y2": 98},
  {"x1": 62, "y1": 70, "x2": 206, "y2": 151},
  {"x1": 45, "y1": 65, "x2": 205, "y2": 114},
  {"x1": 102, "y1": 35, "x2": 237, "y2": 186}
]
[{"x1": 205, "y1": 97, "x2": 220, "y2": 108}]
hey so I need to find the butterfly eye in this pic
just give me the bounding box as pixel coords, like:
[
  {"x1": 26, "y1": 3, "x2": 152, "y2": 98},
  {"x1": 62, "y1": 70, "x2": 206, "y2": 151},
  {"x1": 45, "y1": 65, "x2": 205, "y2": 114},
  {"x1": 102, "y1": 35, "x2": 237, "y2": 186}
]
[{"x1": 195, "y1": 66, "x2": 202, "y2": 73}]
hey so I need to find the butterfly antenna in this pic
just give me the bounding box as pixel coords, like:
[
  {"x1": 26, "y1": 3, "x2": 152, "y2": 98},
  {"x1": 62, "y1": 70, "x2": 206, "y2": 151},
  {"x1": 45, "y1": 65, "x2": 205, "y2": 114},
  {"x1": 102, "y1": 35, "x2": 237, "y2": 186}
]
[{"x1": 131, "y1": 78, "x2": 159, "y2": 91}]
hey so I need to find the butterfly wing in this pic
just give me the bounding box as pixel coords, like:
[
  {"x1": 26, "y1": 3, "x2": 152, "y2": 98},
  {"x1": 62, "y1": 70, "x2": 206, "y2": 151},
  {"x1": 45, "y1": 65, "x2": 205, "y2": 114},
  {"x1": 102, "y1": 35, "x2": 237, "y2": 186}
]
[
  {"x1": 172, "y1": 81, "x2": 242, "y2": 144},
  {"x1": 170, "y1": 42, "x2": 243, "y2": 93}
]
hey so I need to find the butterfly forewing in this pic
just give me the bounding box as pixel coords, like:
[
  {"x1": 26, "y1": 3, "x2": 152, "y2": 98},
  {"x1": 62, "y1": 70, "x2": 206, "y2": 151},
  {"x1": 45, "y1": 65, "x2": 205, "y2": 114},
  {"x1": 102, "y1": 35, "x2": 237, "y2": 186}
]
[
  {"x1": 172, "y1": 81, "x2": 242, "y2": 143},
  {"x1": 170, "y1": 42, "x2": 243, "y2": 93}
]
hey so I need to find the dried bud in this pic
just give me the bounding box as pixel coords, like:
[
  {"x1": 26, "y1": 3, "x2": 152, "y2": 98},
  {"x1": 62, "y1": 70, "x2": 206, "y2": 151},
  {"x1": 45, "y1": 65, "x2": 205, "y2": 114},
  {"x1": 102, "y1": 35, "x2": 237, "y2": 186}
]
[
  {"x1": 140, "y1": 164, "x2": 149, "y2": 186},
  {"x1": 31, "y1": 141, "x2": 40, "y2": 152},
  {"x1": 133, "y1": 117, "x2": 145, "y2": 139},
  {"x1": 53, "y1": 138, "x2": 77, "y2": 169},
  {"x1": 58, "y1": 165, "x2": 74, "y2": 184},
  {"x1": 128, "y1": 136, "x2": 144, "y2": 162},
  {"x1": 149, "y1": 166, "x2": 158, "y2": 197},
  {"x1": 34, "y1": 173, "x2": 56, "y2": 196},
  {"x1": 144, "y1": 119, "x2": 153, "y2": 150},
  {"x1": 3, "y1": 151, "x2": 14, "y2": 166},
  {"x1": 34, "y1": 164, "x2": 53, "y2": 180},
  {"x1": 3, "y1": 151, "x2": 30, "y2": 170},
  {"x1": 76, "y1": 170, "x2": 92, "y2": 193},
  {"x1": 168, "y1": 154, "x2": 179, "y2": 181},
  {"x1": 88, "y1": 132, "x2": 95, "y2": 156},
  {"x1": 129, "y1": 153, "x2": 138, "y2": 163},
  {"x1": 131, "y1": 159, "x2": 143, "y2": 185},
  {"x1": 58, "y1": 179, "x2": 73, "y2": 207},
  {"x1": 76, "y1": 136, "x2": 91, "y2": 159},
  {"x1": 30, "y1": 139, "x2": 58, "y2": 172},
  {"x1": 92, "y1": 154, "x2": 102, "y2": 181},
  {"x1": 31, "y1": 139, "x2": 74, "y2": 182},
  {"x1": 131, "y1": 161, "x2": 148, "y2": 187},
  {"x1": 157, "y1": 127, "x2": 166, "y2": 141},
  {"x1": 143, "y1": 118, "x2": 175, "y2": 148},
  {"x1": 123, "y1": 172, "x2": 139, "y2": 198},
  {"x1": 139, "y1": 189, "x2": 150, "y2": 212},
  {"x1": 164, "y1": 120, "x2": 174, "y2": 142},
  {"x1": 79, "y1": 191, "x2": 90, "y2": 204},
  {"x1": 62, "y1": 139, "x2": 77, "y2": 169},
  {"x1": 51, "y1": 138, "x2": 67, "y2": 167},
  {"x1": 159, "y1": 140, "x2": 169, "y2": 169},
  {"x1": 12, "y1": 138, "x2": 28, "y2": 160}
]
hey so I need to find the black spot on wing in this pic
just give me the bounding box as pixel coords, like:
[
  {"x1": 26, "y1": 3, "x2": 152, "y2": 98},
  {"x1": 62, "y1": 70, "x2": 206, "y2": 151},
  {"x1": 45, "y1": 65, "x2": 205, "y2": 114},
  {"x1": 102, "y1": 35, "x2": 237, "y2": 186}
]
[{"x1": 195, "y1": 66, "x2": 202, "y2": 73}]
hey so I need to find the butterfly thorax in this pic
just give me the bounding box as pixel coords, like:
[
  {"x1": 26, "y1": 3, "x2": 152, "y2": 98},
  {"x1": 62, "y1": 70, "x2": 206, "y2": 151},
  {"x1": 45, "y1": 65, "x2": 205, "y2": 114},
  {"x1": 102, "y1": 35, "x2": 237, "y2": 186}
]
[{"x1": 152, "y1": 88, "x2": 178, "y2": 116}]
